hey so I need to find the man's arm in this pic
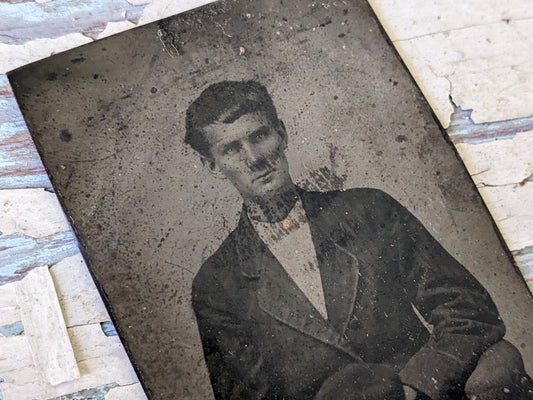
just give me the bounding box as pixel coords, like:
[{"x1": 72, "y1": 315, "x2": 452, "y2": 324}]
[
  {"x1": 192, "y1": 281, "x2": 269, "y2": 400},
  {"x1": 377, "y1": 191, "x2": 506, "y2": 399}
]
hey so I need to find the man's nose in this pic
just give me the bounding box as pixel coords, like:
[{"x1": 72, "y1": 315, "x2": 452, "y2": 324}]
[{"x1": 241, "y1": 142, "x2": 264, "y2": 169}]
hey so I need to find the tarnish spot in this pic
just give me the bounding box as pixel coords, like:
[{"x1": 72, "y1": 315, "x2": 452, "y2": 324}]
[
  {"x1": 298, "y1": 166, "x2": 348, "y2": 192},
  {"x1": 447, "y1": 103, "x2": 533, "y2": 145},
  {"x1": 0, "y1": 0, "x2": 148, "y2": 45},
  {"x1": 0, "y1": 231, "x2": 79, "y2": 286},
  {"x1": 0, "y1": 320, "x2": 24, "y2": 337},
  {"x1": 100, "y1": 321, "x2": 118, "y2": 336},
  {"x1": 48, "y1": 382, "x2": 119, "y2": 400}
]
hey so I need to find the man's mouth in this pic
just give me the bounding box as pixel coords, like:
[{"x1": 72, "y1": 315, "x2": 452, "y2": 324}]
[{"x1": 253, "y1": 170, "x2": 275, "y2": 182}]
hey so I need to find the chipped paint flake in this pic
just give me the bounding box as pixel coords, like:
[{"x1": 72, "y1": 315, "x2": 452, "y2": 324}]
[
  {"x1": 0, "y1": 231, "x2": 79, "y2": 286},
  {"x1": 512, "y1": 245, "x2": 533, "y2": 293},
  {"x1": 105, "y1": 383, "x2": 148, "y2": 400},
  {"x1": 447, "y1": 105, "x2": 533, "y2": 145},
  {"x1": 0, "y1": 324, "x2": 140, "y2": 398},
  {"x1": 100, "y1": 321, "x2": 118, "y2": 337},
  {"x1": 0, "y1": 0, "x2": 148, "y2": 45},
  {"x1": 48, "y1": 383, "x2": 119, "y2": 400},
  {"x1": 0, "y1": 320, "x2": 23, "y2": 337}
]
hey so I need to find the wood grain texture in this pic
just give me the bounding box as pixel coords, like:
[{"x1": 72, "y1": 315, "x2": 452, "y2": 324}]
[
  {"x1": 16, "y1": 266, "x2": 80, "y2": 386},
  {"x1": 0, "y1": 188, "x2": 70, "y2": 237},
  {"x1": 369, "y1": 0, "x2": 533, "y2": 126},
  {"x1": 368, "y1": 0, "x2": 533, "y2": 42},
  {"x1": 0, "y1": 0, "x2": 147, "y2": 45},
  {"x1": 393, "y1": 19, "x2": 533, "y2": 126},
  {"x1": 0, "y1": 324, "x2": 145, "y2": 400},
  {"x1": 0, "y1": 75, "x2": 50, "y2": 189},
  {"x1": 49, "y1": 254, "x2": 111, "y2": 328}
]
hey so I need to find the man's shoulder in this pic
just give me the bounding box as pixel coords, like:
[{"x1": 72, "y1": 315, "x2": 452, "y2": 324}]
[
  {"x1": 192, "y1": 224, "x2": 243, "y2": 295},
  {"x1": 302, "y1": 187, "x2": 395, "y2": 209}
]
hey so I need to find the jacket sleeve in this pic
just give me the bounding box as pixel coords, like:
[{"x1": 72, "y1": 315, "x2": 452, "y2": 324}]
[
  {"x1": 192, "y1": 278, "x2": 269, "y2": 400},
  {"x1": 375, "y1": 192, "x2": 506, "y2": 399}
]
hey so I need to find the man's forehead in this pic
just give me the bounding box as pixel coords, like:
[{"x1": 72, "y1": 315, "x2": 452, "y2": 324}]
[{"x1": 203, "y1": 112, "x2": 272, "y2": 144}]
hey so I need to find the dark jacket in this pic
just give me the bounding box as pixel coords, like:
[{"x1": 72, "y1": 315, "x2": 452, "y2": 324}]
[{"x1": 192, "y1": 188, "x2": 505, "y2": 399}]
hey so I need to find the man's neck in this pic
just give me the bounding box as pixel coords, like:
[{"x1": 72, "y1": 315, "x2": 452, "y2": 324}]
[{"x1": 245, "y1": 186, "x2": 299, "y2": 223}]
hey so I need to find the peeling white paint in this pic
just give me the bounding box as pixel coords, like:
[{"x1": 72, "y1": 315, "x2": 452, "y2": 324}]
[
  {"x1": 0, "y1": 189, "x2": 70, "y2": 238},
  {"x1": 105, "y1": 383, "x2": 148, "y2": 400},
  {"x1": 67, "y1": 324, "x2": 139, "y2": 386},
  {"x1": 97, "y1": 20, "x2": 138, "y2": 39},
  {"x1": 369, "y1": 0, "x2": 533, "y2": 42},
  {"x1": 49, "y1": 254, "x2": 111, "y2": 328},
  {"x1": 138, "y1": 0, "x2": 215, "y2": 25},
  {"x1": 457, "y1": 131, "x2": 533, "y2": 186},
  {"x1": 0, "y1": 323, "x2": 141, "y2": 399},
  {"x1": 390, "y1": 19, "x2": 533, "y2": 126},
  {"x1": 16, "y1": 266, "x2": 80, "y2": 386},
  {"x1": 0, "y1": 281, "x2": 20, "y2": 327}
]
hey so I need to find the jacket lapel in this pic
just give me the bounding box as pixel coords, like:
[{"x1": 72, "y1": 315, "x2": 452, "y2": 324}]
[
  {"x1": 235, "y1": 194, "x2": 361, "y2": 359},
  {"x1": 315, "y1": 240, "x2": 360, "y2": 335},
  {"x1": 301, "y1": 191, "x2": 361, "y2": 336}
]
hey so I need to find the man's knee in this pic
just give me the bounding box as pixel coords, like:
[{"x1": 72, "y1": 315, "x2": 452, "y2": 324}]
[{"x1": 465, "y1": 340, "x2": 533, "y2": 399}]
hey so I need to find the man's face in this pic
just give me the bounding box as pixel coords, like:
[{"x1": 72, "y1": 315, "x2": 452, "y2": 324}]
[{"x1": 202, "y1": 112, "x2": 293, "y2": 202}]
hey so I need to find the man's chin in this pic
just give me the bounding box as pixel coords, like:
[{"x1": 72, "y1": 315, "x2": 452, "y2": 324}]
[{"x1": 247, "y1": 180, "x2": 294, "y2": 201}]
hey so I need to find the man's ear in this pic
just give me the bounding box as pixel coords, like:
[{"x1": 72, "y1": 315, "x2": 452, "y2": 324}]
[
  {"x1": 200, "y1": 156, "x2": 222, "y2": 177},
  {"x1": 277, "y1": 120, "x2": 288, "y2": 150}
]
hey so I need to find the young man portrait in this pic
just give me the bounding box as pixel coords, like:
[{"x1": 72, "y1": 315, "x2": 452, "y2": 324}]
[{"x1": 186, "y1": 80, "x2": 531, "y2": 400}]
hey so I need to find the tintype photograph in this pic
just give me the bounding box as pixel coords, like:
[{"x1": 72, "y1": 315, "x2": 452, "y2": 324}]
[{"x1": 8, "y1": 0, "x2": 533, "y2": 399}]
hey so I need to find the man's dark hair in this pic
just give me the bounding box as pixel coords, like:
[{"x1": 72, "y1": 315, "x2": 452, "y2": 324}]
[{"x1": 185, "y1": 80, "x2": 280, "y2": 158}]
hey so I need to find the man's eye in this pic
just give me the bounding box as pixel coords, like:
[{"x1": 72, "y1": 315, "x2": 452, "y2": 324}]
[
  {"x1": 251, "y1": 129, "x2": 269, "y2": 142},
  {"x1": 223, "y1": 143, "x2": 240, "y2": 155}
]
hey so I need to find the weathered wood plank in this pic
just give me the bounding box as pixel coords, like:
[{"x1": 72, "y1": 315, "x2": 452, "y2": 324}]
[
  {"x1": 391, "y1": 19, "x2": 533, "y2": 126},
  {"x1": 0, "y1": 0, "x2": 147, "y2": 45},
  {"x1": 0, "y1": 188, "x2": 70, "y2": 237},
  {"x1": 49, "y1": 254, "x2": 111, "y2": 328},
  {"x1": 369, "y1": 0, "x2": 533, "y2": 42},
  {"x1": 16, "y1": 266, "x2": 80, "y2": 386},
  {"x1": 0, "y1": 231, "x2": 79, "y2": 286},
  {"x1": 448, "y1": 107, "x2": 533, "y2": 145},
  {"x1": 0, "y1": 280, "x2": 20, "y2": 327},
  {"x1": 106, "y1": 383, "x2": 147, "y2": 400},
  {"x1": 0, "y1": 323, "x2": 142, "y2": 399},
  {"x1": 0, "y1": 75, "x2": 51, "y2": 189},
  {"x1": 513, "y1": 246, "x2": 533, "y2": 291}
]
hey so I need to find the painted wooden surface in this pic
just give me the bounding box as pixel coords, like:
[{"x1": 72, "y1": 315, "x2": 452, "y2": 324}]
[
  {"x1": 0, "y1": 189, "x2": 145, "y2": 398},
  {"x1": 0, "y1": 0, "x2": 532, "y2": 398},
  {"x1": 369, "y1": 0, "x2": 533, "y2": 127},
  {"x1": 16, "y1": 267, "x2": 80, "y2": 386}
]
